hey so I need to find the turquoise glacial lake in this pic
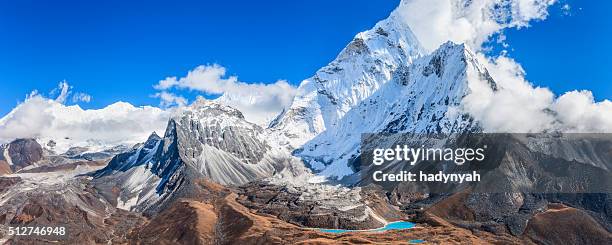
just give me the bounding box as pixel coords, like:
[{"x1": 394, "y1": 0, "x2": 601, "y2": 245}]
[{"x1": 317, "y1": 221, "x2": 415, "y2": 234}]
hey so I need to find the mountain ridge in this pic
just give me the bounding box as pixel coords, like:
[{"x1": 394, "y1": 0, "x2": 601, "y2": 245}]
[
  {"x1": 297, "y1": 41, "x2": 493, "y2": 178},
  {"x1": 269, "y1": 10, "x2": 426, "y2": 148}
]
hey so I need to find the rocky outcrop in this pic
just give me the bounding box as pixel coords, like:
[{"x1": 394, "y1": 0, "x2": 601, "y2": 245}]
[
  {"x1": 0, "y1": 139, "x2": 43, "y2": 174},
  {"x1": 235, "y1": 176, "x2": 417, "y2": 231},
  {"x1": 0, "y1": 161, "x2": 10, "y2": 175},
  {"x1": 91, "y1": 99, "x2": 296, "y2": 214},
  {"x1": 0, "y1": 138, "x2": 118, "y2": 176},
  {"x1": 0, "y1": 174, "x2": 146, "y2": 244},
  {"x1": 0, "y1": 176, "x2": 21, "y2": 194},
  {"x1": 237, "y1": 181, "x2": 386, "y2": 230}
]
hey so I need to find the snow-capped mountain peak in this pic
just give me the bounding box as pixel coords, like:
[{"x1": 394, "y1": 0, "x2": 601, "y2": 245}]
[
  {"x1": 297, "y1": 41, "x2": 495, "y2": 178},
  {"x1": 186, "y1": 96, "x2": 245, "y2": 119},
  {"x1": 92, "y1": 98, "x2": 295, "y2": 212},
  {"x1": 270, "y1": 11, "x2": 426, "y2": 148}
]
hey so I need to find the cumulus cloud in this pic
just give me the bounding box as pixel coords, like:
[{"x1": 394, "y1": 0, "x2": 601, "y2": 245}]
[
  {"x1": 391, "y1": 0, "x2": 611, "y2": 133},
  {"x1": 214, "y1": 79, "x2": 297, "y2": 125},
  {"x1": 552, "y1": 91, "x2": 612, "y2": 132},
  {"x1": 154, "y1": 64, "x2": 297, "y2": 125},
  {"x1": 463, "y1": 55, "x2": 556, "y2": 132},
  {"x1": 154, "y1": 64, "x2": 235, "y2": 93},
  {"x1": 462, "y1": 54, "x2": 612, "y2": 133},
  {"x1": 153, "y1": 91, "x2": 187, "y2": 107},
  {"x1": 0, "y1": 92, "x2": 170, "y2": 153},
  {"x1": 72, "y1": 92, "x2": 92, "y2": 103},
  {"x1": 395, "y1": 0, "x2": 555, "y2": 51}
]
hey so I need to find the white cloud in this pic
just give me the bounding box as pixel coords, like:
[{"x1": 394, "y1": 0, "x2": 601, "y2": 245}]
[
  {"x1": 154, "y1": 64, "x2": 236, "y2": 93},
  {"x1": 153, "y1": 91, "x2": 187, "y2": 107},
  {"x1": 392, "y1": 0, "x2": 611, "y2": 133},
  {"x1": 0, "y1": 94, "x2": 170, "y2": 153},
  {"x1": 463, "y1": 54, "x2": 556, "y2": 132},
  {"x1": 552, "y1": 91, "x2": 612, "y2": 132},
  {"x1": 72, "y1": 92, "x2": 92, "y2": 103},
  {"x1": 154, "y1": 64, "x2": 297, "y2": 125},
  {"x1": 49, "y1": 80, "x2": 93, "y2": 104},
  {"x1": 215, "y1": 79, "x2": 297, "y2": 125},
  {"x1": 462, "y1": 54, "x2": 612, "y2": 133},
  {"x1": 54, "y1": 80, "x2": 71, "y2": 103},
  {"x1": 395, "y1": 0, "x2": 556, "y2": 51}
]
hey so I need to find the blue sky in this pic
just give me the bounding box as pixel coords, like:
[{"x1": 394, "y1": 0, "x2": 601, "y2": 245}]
[
  {"x1": 0, "y1": 0, "x2": 609, "y2": 116},
  {"x1": 494, "y1": 0, "x2": 612, "y2": 102}
]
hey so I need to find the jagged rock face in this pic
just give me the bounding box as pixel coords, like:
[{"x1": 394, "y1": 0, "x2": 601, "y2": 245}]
[
  {"x1": 93, "y1": 133, "x2": 162, "y2": 176},
  {"x1": 62, "y1": 146, "x2": 89, "y2": 157},
  {"x1": 270, "y1": 12, "x2": 426, "y2": 148},
  {"x1": 0, "y1": 3, "x2": 609, "y2": 245},
  {"x1": 151, "y1": 99, "x2": 282, "y2": 189},
  {"x1": 0, "y1": 138, "x2": 128, "y2": 176},
  {"x1": 170, "y1": 101, "x2": 270, "y2": 166},
  {"x1": 297, "y1": 42, "x2": 489, "y2": 178},
  {"x1": 0, "y1": 161, "x2": 10, "y2": 176},
  {"x1": 0, "y1": 139, "x2": 43, "y2": 174},
  {"x1": 92, "y1": 99, "x2": 292, "y2": 213}
]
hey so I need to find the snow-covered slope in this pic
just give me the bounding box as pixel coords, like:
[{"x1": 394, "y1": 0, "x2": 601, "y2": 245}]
[
  {"x1": 270, "y1": 11, "x2": 425, "y2": 148},
  {"x1": 152, "y1": 98, "x2": 288, "y2": 186},
  {"x1": 92, "y1": 97, "x2": 297, "y2": 211},
  {"x1": 267, "y1": 7, "x2": 498, "y2": 179},
  {"x1": 297, "y1": 42, "x2": 496, "y2": 178}
]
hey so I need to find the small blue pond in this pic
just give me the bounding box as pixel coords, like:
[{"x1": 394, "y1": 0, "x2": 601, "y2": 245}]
[
  {"x1": 317, "y1": 221, "x2": 415, "y2": 234},
  {"x1": 409, "y1": 239, "x2": 425, "y2": 244}
]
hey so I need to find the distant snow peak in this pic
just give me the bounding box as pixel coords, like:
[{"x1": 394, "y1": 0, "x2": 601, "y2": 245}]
[
  {"x1": 0, "y1": 95, "x2": 169, "y2": 154},
  {"x1": 188, "y1": 96, "x2": 245, "y2": 119},
  {"x1": 174, "y1": 96, "x2": 254, "y2": 132}
]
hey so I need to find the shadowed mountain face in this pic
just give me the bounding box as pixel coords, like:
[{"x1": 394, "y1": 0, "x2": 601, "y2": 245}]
[
  {"x1": 0, "y1": 139, "x2": 43, "y2": 175},
  {"x1": 90, "y1": 98, "x2": 299, "y2": 215}
]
